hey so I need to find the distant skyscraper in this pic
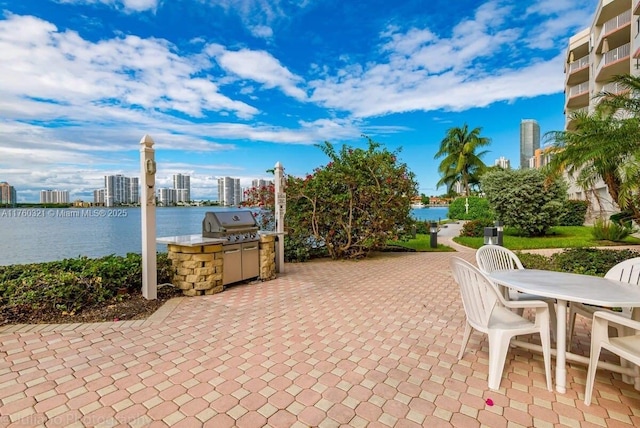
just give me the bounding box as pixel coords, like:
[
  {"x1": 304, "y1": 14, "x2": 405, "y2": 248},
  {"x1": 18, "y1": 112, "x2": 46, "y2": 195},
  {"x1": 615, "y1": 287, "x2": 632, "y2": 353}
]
[
  {"x1": 520, "y1": 119, "x2": 540, "y2": 169},
  {"x1": 494, "y1": 157, "x2": 511, "y2": 169},
  {"x1": 173, "y1": 174, "x2": 191, "y2": 203},
  {"x1": 94, "y1": 189, "x2": 105, "y2": 205},
  {"x1": 104, "y1": 175, "x2": 139, "y2": 206},
  {"x1": 251, "y1": 179, "x2": 272, "y2": 188},
  {"x1": 0, "y1": 182, "x2": 17, "y2": 206},
  {"x1": 158, "y1": 188, "x2": 176, "y2": 206},
  {"x1": 217, "y1": 177, "x2": 241, "y2": 206},
  {"x1": 40, "y1": 190, "x2": 70, "y2": 204}
]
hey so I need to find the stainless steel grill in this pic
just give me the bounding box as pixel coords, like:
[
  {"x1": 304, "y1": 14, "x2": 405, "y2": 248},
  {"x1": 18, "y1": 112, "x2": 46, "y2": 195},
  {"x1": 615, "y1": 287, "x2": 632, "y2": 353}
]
[
  {"x1": 202, "y1": 210, "x2": 259, "y2": 243},
  {"x1": 202, "y1": 210, "x2": 260, "y2": 285}
]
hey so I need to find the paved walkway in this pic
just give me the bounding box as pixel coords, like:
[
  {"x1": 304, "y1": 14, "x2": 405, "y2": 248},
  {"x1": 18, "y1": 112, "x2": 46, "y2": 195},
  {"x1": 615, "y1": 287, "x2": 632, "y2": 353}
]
[{"x1": 1, "y1": 248, "x2": 639, "y2": 427}]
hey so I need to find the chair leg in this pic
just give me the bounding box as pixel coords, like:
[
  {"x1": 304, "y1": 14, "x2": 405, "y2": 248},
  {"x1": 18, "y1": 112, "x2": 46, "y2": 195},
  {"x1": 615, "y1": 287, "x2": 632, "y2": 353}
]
[
  {"x1": 458, "y1": 322, "x2": 473, "y2": 360},
  {"x1": 487, "y1": 331, "x2": 511, "y2": 391},
  {"x1": 567, "y1": 305, "x2": 577, "y2": 352},
  {"x1": 584, "y1": 342, "x2": 602, "y2": 406},
  {"x1": 539, "y1": 325, "x2": 553, "y2": 391}
]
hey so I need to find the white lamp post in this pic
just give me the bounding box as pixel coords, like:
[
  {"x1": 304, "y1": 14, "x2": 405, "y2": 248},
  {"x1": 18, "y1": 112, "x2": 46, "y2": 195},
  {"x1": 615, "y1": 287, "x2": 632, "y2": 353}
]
[
  {"x1": 274, "y1": 162, "x2": 285, "y2": 273},
  {"x1": 140, "y1": 135, "x2": 157, "y2": 300}
]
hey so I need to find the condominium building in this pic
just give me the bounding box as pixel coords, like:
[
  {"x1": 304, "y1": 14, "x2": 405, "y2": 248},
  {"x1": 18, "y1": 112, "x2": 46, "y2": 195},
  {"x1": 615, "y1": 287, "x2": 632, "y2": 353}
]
[
  {"x1": 40, "y1": 189, "x2": 70, "y2": 204},
  {"x1": 0, "y1": 181, "x2": 17, "y2": 207},
  {"x1": 103, "y1": 175, "x2": 139, "y2": 207},
  {"x1": 217, "y1": 177, "x2": 242, "y2": 206},
  {"x1": 94, "y1": 189, "x2": 106, "y2": 205},
  {"x1": 520, "y1": 119, "x2": 540, "y2": 169},
  {"x1": 494, "y1": 157, "x2": 511, "y2": 169},
  {"x1": 528, "y1": 147, "x2": 555, "y2": 170},
  {"x1": 251, "y1": 179, "x2": 273, "y2": 188},
  {"x1": 173, "y1": 174, "x2": 190, "y2": 203},
  {"x1": 158, "y1": 188, "x2": 176, "y2": 206},
  {"x1": 564, "y1": 0, "x2": 639, "y2": 218}
]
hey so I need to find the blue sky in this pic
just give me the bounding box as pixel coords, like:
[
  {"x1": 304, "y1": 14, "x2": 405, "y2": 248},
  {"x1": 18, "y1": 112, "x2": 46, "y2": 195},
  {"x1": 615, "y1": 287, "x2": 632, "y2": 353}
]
[{"x1": 0, "y1": 0, "x2": 598, "y2": 202}]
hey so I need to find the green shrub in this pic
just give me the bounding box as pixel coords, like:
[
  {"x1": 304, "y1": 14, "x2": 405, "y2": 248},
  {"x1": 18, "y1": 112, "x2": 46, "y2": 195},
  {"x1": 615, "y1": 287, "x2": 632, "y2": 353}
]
[
  {"x1": 481, "y1": 168, "x2": 567, "y2": 237},
  {"x1": 592, "y1": 218, "x2": 632, "y2": 241},
  {"x1": 460, "y1": 218, "x2": 495, "y2": 237},
  {"x1": 559, "y1": 200, "x2": 588, "y2": 226},
  {"x1": 0, "y1": 253, "x2": 175, "y2": 316},
  {"x1": 448, "y1": 196, "x2": 492, "y2": 221},
  {"x1": 550, "y1": 247, "x2": 640, "y2": 276},
  {"x1": 517, "y1": 252, "x2": 554, "y2": 270}
]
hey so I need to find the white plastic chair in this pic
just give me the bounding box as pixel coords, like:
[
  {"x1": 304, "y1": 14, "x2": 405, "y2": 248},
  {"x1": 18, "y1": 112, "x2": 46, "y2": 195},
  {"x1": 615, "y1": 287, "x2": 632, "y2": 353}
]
[
  {"x1": 476, "y1": 245, "x2": 557, "y2": 340},
  {"x1": 568, "y1": 257, "x2": 640, "y2": 352},
  {"x1": 450, "y1": 257, "x2": 553, "y2": 391},
  {"x1": 584, "y1": 311, "x2": 640, "y2": 405}
]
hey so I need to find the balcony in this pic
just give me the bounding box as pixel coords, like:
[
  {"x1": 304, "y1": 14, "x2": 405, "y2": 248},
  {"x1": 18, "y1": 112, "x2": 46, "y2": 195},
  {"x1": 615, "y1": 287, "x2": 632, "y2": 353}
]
[
  {"x1": 602, "y1": 9, "x2": 631, "y2": 35},
  {"x1": 566, "y1": 54, "x2": 590, "y2": 86},
  {"x1": 566, "y1": 82, "x2": 590, "y2": 109},
  {"x1": 596, "y1": 42, "x2": 631, "y2": 82},
  {"x1": 602, "y1": 81, "x2": 628, "y2": 94}
]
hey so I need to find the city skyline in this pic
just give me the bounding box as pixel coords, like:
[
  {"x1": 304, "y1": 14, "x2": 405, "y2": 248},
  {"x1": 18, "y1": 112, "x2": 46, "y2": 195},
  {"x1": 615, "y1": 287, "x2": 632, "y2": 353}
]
[{"x1": 0, "y1": 1, "x2": 599, "y2": 202}]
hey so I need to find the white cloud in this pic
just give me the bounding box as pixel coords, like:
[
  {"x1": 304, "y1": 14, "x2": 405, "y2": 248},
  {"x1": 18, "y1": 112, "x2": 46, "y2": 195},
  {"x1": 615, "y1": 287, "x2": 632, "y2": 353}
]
[
  {"x1": 56, "y1": 0, "x2": 158, "y2": 13},
  {"x1": 309, "y1": 0, "x2": 591, "y2": 118},
  {"x1": 206, "y1": 44, "x2": 307, "y2": 100}
]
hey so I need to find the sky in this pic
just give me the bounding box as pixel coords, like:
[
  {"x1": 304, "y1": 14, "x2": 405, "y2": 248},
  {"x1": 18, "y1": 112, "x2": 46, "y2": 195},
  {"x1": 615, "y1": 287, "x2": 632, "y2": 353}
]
[{"x1": 0, "y1": 0, "x2": 599, "y2": 202}]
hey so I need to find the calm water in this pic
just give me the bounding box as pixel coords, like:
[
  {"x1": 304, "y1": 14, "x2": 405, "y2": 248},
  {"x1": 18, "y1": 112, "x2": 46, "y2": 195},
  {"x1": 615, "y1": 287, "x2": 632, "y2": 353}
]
[{"x1": 0, "y1": 206, "x2": 449, "y2": 266}]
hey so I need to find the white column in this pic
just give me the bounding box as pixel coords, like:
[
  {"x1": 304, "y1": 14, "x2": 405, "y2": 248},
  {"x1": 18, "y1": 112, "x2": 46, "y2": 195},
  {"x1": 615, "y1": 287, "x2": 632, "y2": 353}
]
[
  {"x1": 140, "y1": 135, "x2": 157, "y2": 300},
  {"x1": 274, "y1": 162, "x2": 285, "y2": 273}
]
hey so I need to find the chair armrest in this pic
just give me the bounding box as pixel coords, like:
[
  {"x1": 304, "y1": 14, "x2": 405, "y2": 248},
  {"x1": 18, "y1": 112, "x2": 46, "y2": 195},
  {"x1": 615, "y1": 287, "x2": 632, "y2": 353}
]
[
  {"x1": 502, "y1": 299, "x2": 549, "y2": 310},
  {"x1": 593, "y1": 310, "x2": 640, "y2": 331}
]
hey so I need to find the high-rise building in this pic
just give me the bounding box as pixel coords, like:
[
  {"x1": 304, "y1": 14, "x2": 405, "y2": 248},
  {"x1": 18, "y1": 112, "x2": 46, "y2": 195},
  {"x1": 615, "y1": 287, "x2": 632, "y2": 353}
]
[
  {"x1": 251, "y1": 179, "x2": 272, "y2": 188},
  {"x1": 0, "y1": 182, "x2": 17, "y2": 207},
  {"x1": 158, "y1": 188, "x2": 176, "y2": 206},
  {"x1": 129, "y1": 177, "x2": 139, "y2": 205},
  {"x1": 173, "y1": 174, "x2": 190, "y2": 203},
  {"x1": 217, "y1": 177, "x2": 241, "y2": 206},
  {"x1": 40, "y1": 190, "x2": 70, "y2": 204},
  {"x1": 564, "y1": 0, "x2": 636, "y2": 218},
  {"x1": 494, "y1": 157, "x2": 511, "y2": 169},
  {"x1": 94, "y1": 189, "x2": 105, "y2": 205},
  {"x1": 103, "y1": 175, "x2": 139, "y2": 207},
  {"x1": 520, "y1": 119, "x2": 540, "y2": 169}
]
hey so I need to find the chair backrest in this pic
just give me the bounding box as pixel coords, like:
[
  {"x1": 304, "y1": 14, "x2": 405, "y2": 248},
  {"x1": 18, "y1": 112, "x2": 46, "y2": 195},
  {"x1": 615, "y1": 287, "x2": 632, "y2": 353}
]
[
  {"x1": 476, "y1": 245, "x2": 524, "y2": 274},
  {"x1": 450, "y1": 257, "x2": 502, "y2": 332},
  {"x1": 605, "y1": 257, "x2": 640, "y2": 316},
  {"x1": 605, "y1": 257, "x2": 640, "y2": 285}
]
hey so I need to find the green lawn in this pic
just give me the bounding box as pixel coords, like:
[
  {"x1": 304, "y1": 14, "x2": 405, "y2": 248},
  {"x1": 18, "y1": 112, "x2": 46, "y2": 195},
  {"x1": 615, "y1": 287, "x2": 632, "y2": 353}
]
[
  {"x1": 453, "y1": 226, "x2": 640, "y2": 250},
  {"x1": 387, "y1": 234, "x2": 456, "y2": 252}
]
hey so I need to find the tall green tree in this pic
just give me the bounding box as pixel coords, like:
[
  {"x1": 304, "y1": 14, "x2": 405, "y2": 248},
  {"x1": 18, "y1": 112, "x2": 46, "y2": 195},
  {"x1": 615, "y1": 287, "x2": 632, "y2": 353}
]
[
  {"x1": 434, "y1": 124, "x2": 490, "y2": 196},
  {"x1": 545, "y1": 74, "x2": 640, "y2": 222}
]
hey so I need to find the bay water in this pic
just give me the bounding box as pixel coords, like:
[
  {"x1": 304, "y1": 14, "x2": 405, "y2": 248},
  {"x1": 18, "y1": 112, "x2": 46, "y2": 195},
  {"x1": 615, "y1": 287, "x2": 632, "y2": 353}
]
[{"x1": 0, "y1": 206, "x2": 448, "y2": 266}]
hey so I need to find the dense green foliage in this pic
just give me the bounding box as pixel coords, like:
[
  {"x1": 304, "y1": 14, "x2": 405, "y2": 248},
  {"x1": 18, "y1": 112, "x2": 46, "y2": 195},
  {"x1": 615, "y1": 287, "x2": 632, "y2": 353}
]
[
  {"x1": 591, "y1": 218, "x2": 632, "y2": 241},
  {"x1": 517, "y1": 248, "x2": 640, "y2": 276},
  {"x1": 448, "y1": 196, "x2": 492, "y2": 220},
  {"x1": 545, "y1": 74, "x2": 640, "y2": 223},
  {"x1": 434, "y1": 124, "x2": 490, "y2": 196},
  {"x1": 285, "y1": 138, "x2": 418, "y2": 260},
  {"x1": 558, "y1": 200, "x2": 588, "y2": 226},
  {"x1": 0, "y1": 253, "x2": 173, "y2": 315},
  {"x1": 460, "y1": 218, "x2": 496, "y2": 237},
  {"x1": 481, "y1": 168, "x2": 567, "y2": 237}
]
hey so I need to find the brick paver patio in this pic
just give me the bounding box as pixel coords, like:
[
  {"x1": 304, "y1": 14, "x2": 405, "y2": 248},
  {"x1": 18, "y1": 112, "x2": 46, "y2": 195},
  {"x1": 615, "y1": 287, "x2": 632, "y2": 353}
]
[{"x1": 1, "y1": 247, "x2": 640, "y2": 427}]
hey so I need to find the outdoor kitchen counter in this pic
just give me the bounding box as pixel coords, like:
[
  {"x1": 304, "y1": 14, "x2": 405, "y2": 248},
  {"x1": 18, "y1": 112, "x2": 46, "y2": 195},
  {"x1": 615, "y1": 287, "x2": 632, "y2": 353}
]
[
  {"x1": 157, "y1": 234, "x2": 226, "y2": 247},
  {"x1": 158, "y1": 234, "x2": 277, "y2": 296}
]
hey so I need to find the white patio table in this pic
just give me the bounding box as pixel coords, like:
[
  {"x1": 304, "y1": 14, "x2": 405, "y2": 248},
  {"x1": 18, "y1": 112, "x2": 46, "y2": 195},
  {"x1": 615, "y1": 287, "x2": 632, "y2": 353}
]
[{"x1": 488, "y1": 269, "x2": 640, "y2": 393}]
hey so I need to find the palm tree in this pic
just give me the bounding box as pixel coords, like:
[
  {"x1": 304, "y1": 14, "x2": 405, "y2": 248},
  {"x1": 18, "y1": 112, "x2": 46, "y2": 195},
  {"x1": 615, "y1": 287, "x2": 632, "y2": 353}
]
[
  {"x1": 544, "y1": 100, "x2": 640, "y2": 222},
  {"x1": 434, "y1": 124, "x2": 490, "y2": 196}
]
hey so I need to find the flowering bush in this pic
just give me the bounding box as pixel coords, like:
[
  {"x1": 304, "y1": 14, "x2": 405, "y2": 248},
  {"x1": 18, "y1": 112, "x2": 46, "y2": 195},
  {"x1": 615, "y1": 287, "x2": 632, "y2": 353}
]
[
  {"x1": 241, "y1": 183, "x2": 275, "y2": 230},
  {"x1": 285, "y1": 138, "x2": 418, "y2": 260}
]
